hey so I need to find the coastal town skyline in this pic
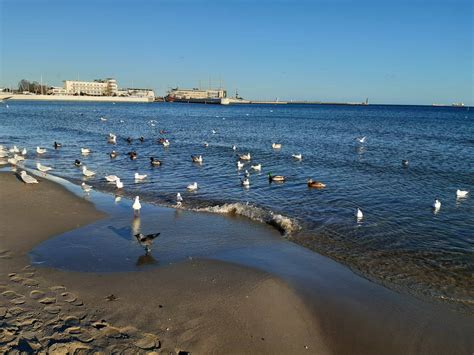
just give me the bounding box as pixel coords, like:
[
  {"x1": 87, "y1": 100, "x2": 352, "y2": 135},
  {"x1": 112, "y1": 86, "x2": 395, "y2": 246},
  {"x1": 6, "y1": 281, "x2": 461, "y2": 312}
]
[{"x1": 1, "y1": 0, "x2": 472, "y2": 105}]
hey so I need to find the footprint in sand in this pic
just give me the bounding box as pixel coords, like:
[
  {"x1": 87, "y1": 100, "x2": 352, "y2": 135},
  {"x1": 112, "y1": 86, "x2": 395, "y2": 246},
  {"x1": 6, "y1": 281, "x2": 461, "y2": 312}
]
[
  {"x1": 2, "y1": 290, "x2": 22, "y2": 299},
  {"x1": 134, "y1": 333, "x2": 160, "y2": 350},
  {"x1": 7, "y1": 306, "x2": 24, "y2": 316},
  {"x1": 0, "y1": 307, "x2": 7, "y2": 318},
  {"x1": 22, "y1": 279, "x2": 39, "y2": 287},
  {"x1": 60, "y1": 292, "x2": 78, "y2": 303},
  {"x1": 23, "y1": 272, "x2": 35, "y2": 278},
  {"x1": 0, "y1": 249, "x2": 11, "y2": 259},
  {"x1": 29, "y1": 290, "x2": 45, "y2": 300},
  {"x1": 9, "y1": 275, "x2": 24, "y2": 283},
  {"x1": 44, "y1": 305, "x2": 61, "y2": 314},
  {"x1": 38, "y1": 297, "x2": 56, "y2": 305},
  {"x1": 10, "y1": 297, "x2": 26, "y2": 305},
  {"x1": 50, "y1": 285, "x2": 67, "y2": 292}
]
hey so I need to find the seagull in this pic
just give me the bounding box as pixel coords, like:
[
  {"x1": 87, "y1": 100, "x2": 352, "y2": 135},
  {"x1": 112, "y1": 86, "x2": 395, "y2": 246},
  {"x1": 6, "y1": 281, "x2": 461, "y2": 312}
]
[
  {"x1": 292, "y1": 153, "x2": 302, "y2": 160},
  {"x1": 232, "y1": 145, "x2": 237, "y2": 151},
  {"x1": 356, "y1": 208, "x2": 363, "y2": 219},
  {"x1": 81, "y1": 148, "x2": 91, "y2": 155},
  {"x1": 356, "y1": 136, "x2": 367, "y2": 143},
  {"x1": 0, "y1": 151, "x2": 8, "y2": 158},
  {"x1": 81, "y1": 182, "x2": 92, "y2": 193},
  {"x1": 162, "y1": 139, "x2": 170, "y2": 147},
  {"x1": 74, "y1": 159, "x2": 82, "y2": 167},
  {"x1": 100, "y1": 116, "x2": 107, "y2": 121},
  {"x1": 134, "y1": 172, "x2": 147, "y2": 180},
  {"x1": 109, "y1": 151, "x2": 118, "y2": 159},
  {"x1": 20, "y1": 148, "x2": 27, "y2": 155},
  {"x1": 105, "y1": 175, "x2": 119, "y2": 182},
  {"x1": 54, "y1": 141, "x2": 62, "y2": 149},
  {"x1": 239, "y1": 153, "x2": 251, "y2": 161},
  {"x1": 456, "y1": 189, "x2": 469, "y2": 198},
  {"x1": 212, "y1": 129, "x2": 217, "y2": 134},
  {"x1": 115, "y1": 178, "x2": 124, "y2": 189},
  {"x1": 36, "y1": 147, "x2": 47, "y2": 154},
  {"x1": 432, "y1": 199, "x2": 441, "y2": 211},
  {"x1": 203, "y1": 142, "x2": 209, "y2": 148},
  {"x1": 241, "y1": 178, "x2": 250, "y2": 187},
  {"x1": 37, "y1": 162, "x2": 52, "y2": 173},
  {"x1": 9, "y1": 145, "x2": 20, "y2": 153},
  {"x1": 244, "y1": 169, "x2": 250, "y2": 178},
  {"x1": 237, "y1": 161, "x2": 244, "y2": 170},
  {"x1": 251, "y1": 164, "x2": 262, "y2": 171},
  {"x1": 402, "y1": 159, "x2": 409, "y2": 167},
  {"x1": 13, "y1": 154, "x2": 25, "y2": 161},
  {"x1": 176, "y1": 192, "x2": 183, "y2": 207},
  {"x1": 187, "y1": 182, "x2": 198, "y2": 191},
  {"x1": 82, "y1": 166, "x2": 95, "y2": 177},
  {"x1": 20, "y1": 171, "x2": 38, "y2": 184},
  {"x1": 132, "y1": 196, "x2": 141, "y2": 216},
  {"x1": 191, "y1": 155, "x2": 203, "y2": 163},
  {"x1": 272, "y1": 143, "x2": 282, "y2": 149},
  {"x1": 7, "y1": 157, "x2": 17, "y2": 166},
  {"x1": 134, "y1": 232, "x2": 160, "y2": 254}
]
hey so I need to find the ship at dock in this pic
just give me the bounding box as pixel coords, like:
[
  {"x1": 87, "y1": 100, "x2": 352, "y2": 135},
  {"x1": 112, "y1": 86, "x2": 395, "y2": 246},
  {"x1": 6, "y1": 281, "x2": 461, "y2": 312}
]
[{"x1": 165, "y1": 87, "x2": 227, "y2": 104}]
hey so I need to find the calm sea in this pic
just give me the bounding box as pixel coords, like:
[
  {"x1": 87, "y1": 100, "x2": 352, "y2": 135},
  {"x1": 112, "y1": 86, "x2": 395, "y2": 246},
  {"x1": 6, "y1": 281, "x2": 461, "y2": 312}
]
[{"x1": 1, "y1": 101, "x2": 473, "y2": 308}]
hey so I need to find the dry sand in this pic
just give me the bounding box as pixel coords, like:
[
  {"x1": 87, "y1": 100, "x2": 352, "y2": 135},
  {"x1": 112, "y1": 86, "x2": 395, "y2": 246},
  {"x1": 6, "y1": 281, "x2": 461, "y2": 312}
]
[{"x1": 0, "y1": 171, "x2": 328, "y2": 354}]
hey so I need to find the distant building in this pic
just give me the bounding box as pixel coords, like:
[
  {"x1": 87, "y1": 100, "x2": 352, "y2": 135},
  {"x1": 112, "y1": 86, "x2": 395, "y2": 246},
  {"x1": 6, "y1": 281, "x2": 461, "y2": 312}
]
[
  {"x1": 63, "y1": 78, "x2": 118, "y2": 96},
  {"x1": 116, "y1": 88, "x2": 155, "y2": 98},
  {"x1": 47, "y1": 86, "x2": 67, "y2": 95}
]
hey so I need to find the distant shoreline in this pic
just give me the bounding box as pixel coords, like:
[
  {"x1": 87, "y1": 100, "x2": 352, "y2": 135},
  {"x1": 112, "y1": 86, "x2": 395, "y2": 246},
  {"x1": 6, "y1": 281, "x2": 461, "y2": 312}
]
[{"x1": 0, "y1": 93, "x2": 153, "y2": 103}]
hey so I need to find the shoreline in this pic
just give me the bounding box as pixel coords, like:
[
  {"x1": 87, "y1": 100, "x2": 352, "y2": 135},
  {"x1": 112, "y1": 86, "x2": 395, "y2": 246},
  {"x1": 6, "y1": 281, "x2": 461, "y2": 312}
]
[
  {"x1": 1, "y1": 170, "x2": 473, "y2": 354},
  {"x1": 0, "y1": 94, "x2": 153, "y2": 103}
]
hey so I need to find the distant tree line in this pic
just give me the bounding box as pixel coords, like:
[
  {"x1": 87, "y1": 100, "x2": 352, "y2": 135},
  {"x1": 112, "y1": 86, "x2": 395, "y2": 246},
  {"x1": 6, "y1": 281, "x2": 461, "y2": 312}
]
[{"x1": 17, "y1": 79, "x2": 48, "y2": 94}]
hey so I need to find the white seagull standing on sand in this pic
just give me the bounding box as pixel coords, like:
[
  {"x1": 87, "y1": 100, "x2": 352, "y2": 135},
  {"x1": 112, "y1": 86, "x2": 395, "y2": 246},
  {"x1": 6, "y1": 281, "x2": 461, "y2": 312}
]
[
  {"x1": 36, "y1": 147, "x2": 47, "y2": 154},
  {"x1": 132, "y1": 196, "x2": 141, "y2": 216},
  {"x1": 456, "y1": 189, "x2": 469, "y2": 198},
  {"x1": 36, "y1": 162, "x2": 52, "y2": 173},
  {"x1": 81, "y1": 182, "x2": 92, "y2": 193},
  {"x1": 20, "y1": 171, "x2": 38, "y2": 184},
  {"x1": 187, "y1": 182, "x2": 198, "y2": 191},
  {"x1": 82, "y1": 166, "x2": 95, "y2": 177},
  {"x1": 176, "y1": 192, "x2": 183, "y2": 207}
]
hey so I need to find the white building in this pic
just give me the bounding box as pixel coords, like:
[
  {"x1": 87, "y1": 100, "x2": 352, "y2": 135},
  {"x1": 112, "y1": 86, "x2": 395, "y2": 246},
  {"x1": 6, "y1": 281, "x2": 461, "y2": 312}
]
[
  {"x1": 63, "y1": 78, "x2": 118, "y2": 96},
  {"x1": 47, "y1": 86, "x2": 67, "y2": 95}
]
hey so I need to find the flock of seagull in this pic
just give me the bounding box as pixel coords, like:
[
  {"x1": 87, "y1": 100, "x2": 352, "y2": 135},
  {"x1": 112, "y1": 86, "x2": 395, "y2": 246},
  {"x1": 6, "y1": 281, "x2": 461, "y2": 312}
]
[{"x1": 0, "y1": 127, "x2": 470, "y2": 222}]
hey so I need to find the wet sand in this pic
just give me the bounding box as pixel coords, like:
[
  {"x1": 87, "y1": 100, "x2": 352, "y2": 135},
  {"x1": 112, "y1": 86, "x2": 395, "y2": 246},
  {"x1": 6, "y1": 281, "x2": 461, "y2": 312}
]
[{"x1": 0, "y1": 171, "x2": 327, "y2": 353}]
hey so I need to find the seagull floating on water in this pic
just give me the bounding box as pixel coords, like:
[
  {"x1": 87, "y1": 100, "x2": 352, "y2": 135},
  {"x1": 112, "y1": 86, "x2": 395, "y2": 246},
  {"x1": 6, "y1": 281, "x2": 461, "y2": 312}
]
[
  {"x1": 356, "y1": 136, "x2": 367, "y2": 144},
  {"x1": 36, "y1": 147, "x2": 47, "y2": 154},
  {"x1": 241, "y1": 178, "x2": 250, "y2": 187},
  {"x1": 37, "y1": 162, "x2": 52, "y2": 173},
  {"x1": 191, "y1": 155, "x2": 203, "y2": 163},
  {"x1": 203, "y1": 142, "x2": 209, "y2": 148},
  {"x1": 432, "y1": 199, "x2": 441, "y2": 211},
  {"x1": 232, "y1": 145, "x2": 237, "y2": 151},
  {"x1": 251, "y1": 164, "x2": 261, "y2": 171},
  {"x1": 10, "y1": 146, "x2": 20, "y2": 153},
  {"x1": 105, "y1": 175, "x2": 119, "y2": 182},
  {"x1": 109, "y1": 151, "x2": 118, "y2": 159},
  {"x1": 187, "y1": 182, "x2": 198, "y2": 191},
  {"x1": 356, "y1": 208, "x2": 363, "y2": 219},
  {"x1": 108, "y1": 134, "x2": 117, "y2": 144},
  {"x1": 20, "y1": 171, "x2": 38, "y2": 184},
  {"x1": 292, "y1": 153, "x2": 302, "y2": 160},
  {"x1": 20, "y1": 148, "x2": 27, "y2": 156},
  {"x1": 237, "y1": 161, "x2": 244, "y2": 170},
  {"x1": 134, "y1": 172, "x2": 147, "y2": 180},
  {"x1": 212, "y1": 129, "x2": 217, "y2": 134},
  {"x1": 162, "y1": 139, "x2": 170, "y2": 147},
  {"x1": 132, "y1": 196, "x2": 141, "y2": 216},
  {"x1": 82, "y1": 166, "x2": 95, "y2": 177},
  {"x1": 239, "y1": 153, "x2": 251, "y2": 161},
  {"x1": 456, "y1": 189, "x2": 469, "y2": 198},
  {"x1": 100, "y1": 117, "x2": 107, "y2": 121},
  {"x1": 272, "y1": 143, "x2": 282, "y2": 149},
  {"x1": 13, "y1": 154, "x2": 25, "y2": 161},
  {"x1": 115, "y1": 178, "x2": 124, "y2": 189},
  {"x1": 402, "y1": 159, "x2": 409, "y2": 167}
]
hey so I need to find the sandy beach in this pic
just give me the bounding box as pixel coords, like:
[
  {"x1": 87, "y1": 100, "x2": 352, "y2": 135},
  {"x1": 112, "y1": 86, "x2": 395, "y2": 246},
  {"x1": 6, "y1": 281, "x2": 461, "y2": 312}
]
[{"x1": 0, "y1": 171, "x2": 327, "y2": 353}]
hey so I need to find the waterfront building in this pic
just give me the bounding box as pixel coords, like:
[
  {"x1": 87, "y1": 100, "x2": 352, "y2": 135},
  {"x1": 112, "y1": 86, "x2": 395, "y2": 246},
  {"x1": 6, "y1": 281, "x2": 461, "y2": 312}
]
[
  {"x1": 63, "y1": 78, "x2": 118, "y2": 96},
  {"x1": 165, "y1": 87, "x2": 227, "y2": 102}
]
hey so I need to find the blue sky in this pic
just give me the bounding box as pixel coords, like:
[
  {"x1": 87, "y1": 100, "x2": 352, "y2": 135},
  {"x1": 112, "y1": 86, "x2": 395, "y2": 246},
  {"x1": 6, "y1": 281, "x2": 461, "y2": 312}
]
[{"x1": 0, "y1": 0, "x2": 472, "y2": 105}]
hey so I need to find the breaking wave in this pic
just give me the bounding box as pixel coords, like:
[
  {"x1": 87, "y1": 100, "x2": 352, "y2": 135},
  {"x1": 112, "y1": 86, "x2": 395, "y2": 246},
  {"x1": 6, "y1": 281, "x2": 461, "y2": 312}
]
[{"x1": 193, "y1": 202, "x2": 300, "y2": 236}]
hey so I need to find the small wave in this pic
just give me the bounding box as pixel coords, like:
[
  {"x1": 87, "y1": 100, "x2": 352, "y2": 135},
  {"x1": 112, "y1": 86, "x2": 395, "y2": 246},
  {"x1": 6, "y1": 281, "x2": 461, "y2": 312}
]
[{"x1": 194, "y1": 202, "x2": 300, "y2": 236}]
